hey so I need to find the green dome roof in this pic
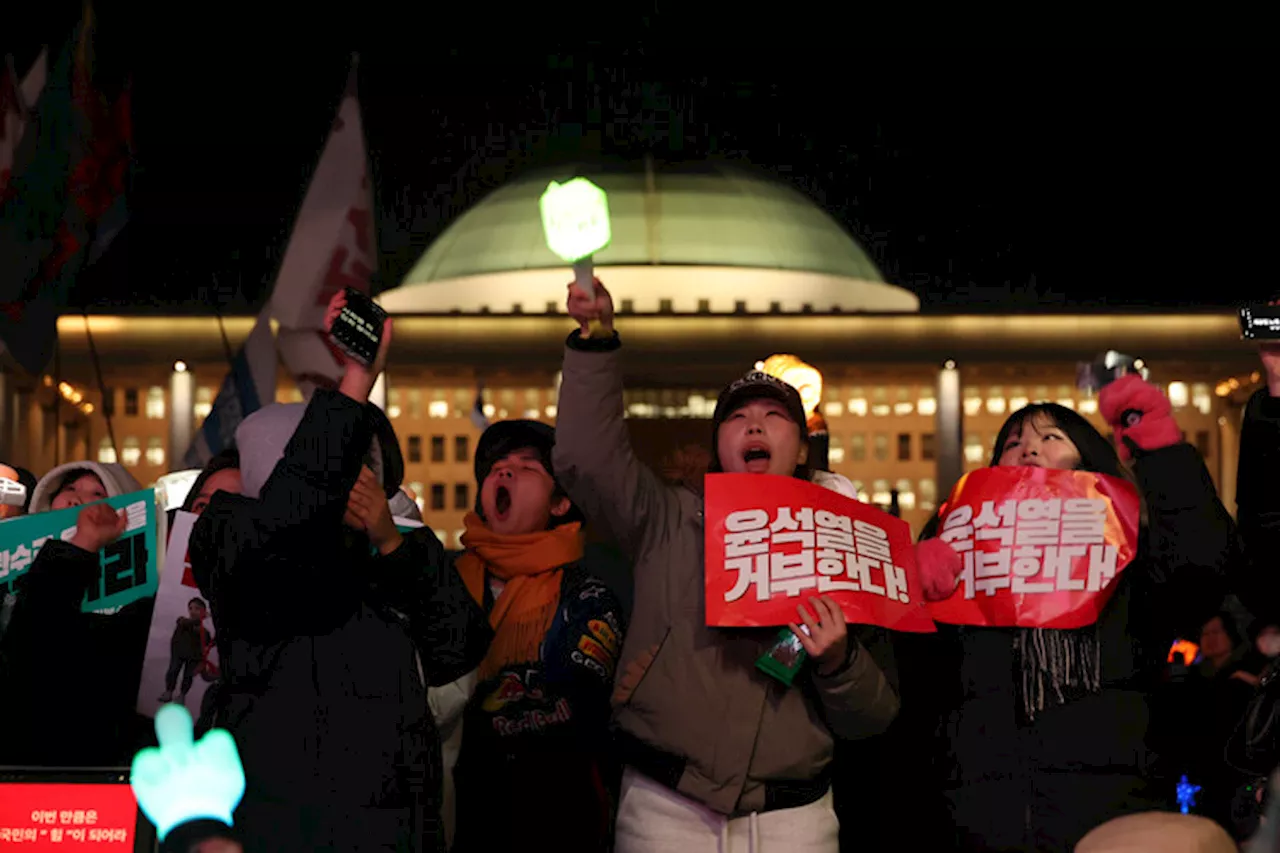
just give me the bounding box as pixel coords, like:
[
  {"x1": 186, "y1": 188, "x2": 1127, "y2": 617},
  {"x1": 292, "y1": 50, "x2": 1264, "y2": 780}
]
[{"x1": 402, "y1": 161, "x2": 888, "y2": 285}]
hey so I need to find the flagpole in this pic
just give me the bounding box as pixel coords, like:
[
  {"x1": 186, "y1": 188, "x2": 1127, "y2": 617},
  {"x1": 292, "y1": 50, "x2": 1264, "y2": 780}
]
[{"x1": 82, "y1": 313, "x2": 117, "y2": 462}]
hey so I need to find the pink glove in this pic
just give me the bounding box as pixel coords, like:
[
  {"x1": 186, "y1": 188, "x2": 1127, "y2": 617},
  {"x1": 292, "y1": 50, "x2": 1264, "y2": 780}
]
[
  {"x1": 1098, "y1": 374, "x2": 1181, "y2": 462},
  {"x1": 916, "y1": 538, "x2": 963, "y2": 601}
]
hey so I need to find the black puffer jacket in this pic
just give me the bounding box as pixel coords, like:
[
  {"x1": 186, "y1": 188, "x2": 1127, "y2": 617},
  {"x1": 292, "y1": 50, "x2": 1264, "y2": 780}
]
[
  {"x1": 922, "y1": 444, "x2": 1235, "y2": 851},
  {"x1": 191, "y1": 389, "x2": 490, "y2": 852},
  {"x1": 1236, "y1": 388, "x2": 1280, "y2": 621}
]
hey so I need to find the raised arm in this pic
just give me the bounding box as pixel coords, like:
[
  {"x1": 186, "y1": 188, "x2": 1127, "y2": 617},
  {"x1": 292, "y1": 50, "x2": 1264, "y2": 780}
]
[{"x1": 552, "y1": 279, "x2": 678, "y2": 559}]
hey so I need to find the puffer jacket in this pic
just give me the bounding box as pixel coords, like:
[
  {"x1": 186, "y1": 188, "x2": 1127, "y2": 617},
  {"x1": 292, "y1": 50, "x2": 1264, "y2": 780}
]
[
  {"x1": 554, "y1": 332, "x2": 899, "y2": 818},
  {"x1": 191, "y1": 389, "x2": 489, "y2": 852}
]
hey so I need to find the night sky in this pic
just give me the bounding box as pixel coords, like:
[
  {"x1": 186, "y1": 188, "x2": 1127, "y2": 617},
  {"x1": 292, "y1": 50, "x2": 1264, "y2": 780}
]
[{"x1": 6, "y1": 12, "x2": 1266, "y2": 315}]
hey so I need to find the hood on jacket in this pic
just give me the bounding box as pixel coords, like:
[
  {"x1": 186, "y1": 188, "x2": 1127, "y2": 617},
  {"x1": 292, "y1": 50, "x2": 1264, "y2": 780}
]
[
  {"x1": 389, "y1": 489, "x2": 422, "y2": 522},
  {"x1": 29, "y1": 461, "x2": 142, "y2": 515},
  {"x1": 235, "y1": 400, "x2": 397, "y2": 500},
  {"x1": 812, "y1": 470, "x2": 859, "y2": 500}
]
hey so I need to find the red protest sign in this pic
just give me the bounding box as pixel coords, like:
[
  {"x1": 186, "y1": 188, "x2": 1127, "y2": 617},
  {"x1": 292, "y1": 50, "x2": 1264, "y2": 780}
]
[
  {"x1": 704, "y1": 474, "x2": 936, "y2": 633},
  {"x1": 926, "y1": 467, "x2": 1141, "y2": 629}
]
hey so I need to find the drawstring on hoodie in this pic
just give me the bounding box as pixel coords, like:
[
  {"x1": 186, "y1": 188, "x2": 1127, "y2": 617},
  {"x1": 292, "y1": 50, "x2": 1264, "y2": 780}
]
[{"x1": 718, "y1": 811, "x2": 762, "y2": 853}]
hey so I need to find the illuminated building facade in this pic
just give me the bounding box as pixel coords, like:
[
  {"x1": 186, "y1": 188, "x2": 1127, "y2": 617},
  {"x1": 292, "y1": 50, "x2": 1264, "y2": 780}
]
[{"x1": 0, "y1": 163, "x2": 1260, "y2": 543}]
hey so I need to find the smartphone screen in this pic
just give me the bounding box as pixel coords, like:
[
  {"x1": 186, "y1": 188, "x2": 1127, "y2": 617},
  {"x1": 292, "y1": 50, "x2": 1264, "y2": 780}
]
[
  {"x1": 328, "y1": 289, "x2": 387, "y2": 367},
  {"x1": 1241, "y1": 305, "x2": 1280, "y2": 340}
]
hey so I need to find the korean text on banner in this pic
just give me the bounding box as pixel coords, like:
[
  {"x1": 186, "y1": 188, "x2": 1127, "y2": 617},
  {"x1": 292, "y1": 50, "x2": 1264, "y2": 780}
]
[
  {"x1": 926, "y1": 467, "x2": 1141, "y2": 629},
  {"x1": 0, "y1": 782, "x2": 139, "y2": 846},
  {"x1": 0, "y1": 489, "x2": 157, "y2": 614},
  {"x1": 704, "y1": 474, "x2": 935, "y2": 632}
]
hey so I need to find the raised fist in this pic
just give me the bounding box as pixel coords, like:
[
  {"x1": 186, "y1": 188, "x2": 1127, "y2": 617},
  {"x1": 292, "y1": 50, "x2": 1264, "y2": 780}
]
[
  {"x1": 566, "y1": 278, "x2": 615, "y2": 338},
  {"x1": 70, "y1": 502, "x2": 126, "y2": 554}
]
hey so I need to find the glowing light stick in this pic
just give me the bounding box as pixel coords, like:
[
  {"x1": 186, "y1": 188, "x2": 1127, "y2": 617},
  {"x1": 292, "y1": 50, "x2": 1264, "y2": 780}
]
[
  {"x1": 130, "y1": 704, "x2": 246, "y2": 841},
  {"x1": 539, "y1": 177, "x2": 612, "y2": 299}
]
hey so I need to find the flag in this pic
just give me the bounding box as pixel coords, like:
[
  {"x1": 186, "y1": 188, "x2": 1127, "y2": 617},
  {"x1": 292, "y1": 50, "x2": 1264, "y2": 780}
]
[
  {"x1": 0, "y1": 50, "x2": 48, "y2": 198},
  {"x1": 270, "y1": 56, "x2": 376, "y2": 398},
  {"x1": 470, "y1": 382, "x2": 490, "y2": 432},
  {"x1": 181, "y1": 311, "x2": 278, "y2": 469},
  {"x1": 0, "y1": 7, "x2": 132, "y2": 374}
]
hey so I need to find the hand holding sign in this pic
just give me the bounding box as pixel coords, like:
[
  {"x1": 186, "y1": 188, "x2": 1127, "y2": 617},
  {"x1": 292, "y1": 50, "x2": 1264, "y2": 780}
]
[
  {"x1": 540, "y1": 177, "x2": 611, "y2": 299},
  {"x1": 790, "y1": 596, "x2": 850, "y2": 675},
  {"x1": 131, "y1": 704, "x2": 245, "y2": 842},
  {"x1": 70, "y1": 503, "x2": 127, "y2": 554}
]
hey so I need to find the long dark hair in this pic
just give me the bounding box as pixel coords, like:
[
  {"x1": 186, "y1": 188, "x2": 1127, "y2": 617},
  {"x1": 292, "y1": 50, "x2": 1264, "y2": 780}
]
[{"x1": 988, "y1": 402, "x2": 1126, "y2": 480}]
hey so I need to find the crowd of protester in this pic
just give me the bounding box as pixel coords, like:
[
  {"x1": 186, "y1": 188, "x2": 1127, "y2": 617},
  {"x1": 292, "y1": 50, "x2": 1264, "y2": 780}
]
[{"x1": 1, "y1": 285, "x2": 1278, "y2": 853}]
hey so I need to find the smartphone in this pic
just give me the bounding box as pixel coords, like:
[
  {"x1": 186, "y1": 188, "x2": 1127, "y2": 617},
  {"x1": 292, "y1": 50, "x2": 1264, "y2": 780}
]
[
  {"x1": 1240, "y1": 304, "x2": 1280, "y2": 341},
  {"x1": 1075, "y1": 350, "x2": 1149, "y2": 393},
  {"x1": 328, "y1": 288, "x2": 387, "y2": 368}
]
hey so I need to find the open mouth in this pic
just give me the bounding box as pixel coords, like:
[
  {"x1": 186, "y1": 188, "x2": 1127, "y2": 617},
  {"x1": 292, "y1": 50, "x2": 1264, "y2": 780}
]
[
  {"x1": 742, "y1": 443, "x2": 772, "y2": 472},
  {"x1": 494, "y1": 485, "x2": 512, "y2": 519}
]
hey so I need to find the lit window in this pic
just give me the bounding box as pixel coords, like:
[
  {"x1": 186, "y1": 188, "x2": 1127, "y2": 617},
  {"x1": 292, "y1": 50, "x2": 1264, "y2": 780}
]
[
  {"x1": 524, "y1": 388, "x2": 541, "y2": 419},
  {"x1": 1168, "y1": 382, "x2": 1189, "y2": 409},
  {"x1": 871, "y1": 387, "x2": 890, "y2": 417},
  {"x1": 283, "y1": 387, "x2": 304, "y2": 403},
  {"x1": 121, "y1": 437, "x2": 142, "y2": 467},
  {"x1": 986, "y1": 386, "x2": 1006, "y2": 415},
  {"x1": 874, "y1": 433, "x2": 889, "y2": 461},
  {"x1": 829, "y1": 434, "x2": 846, "y2": 464},
  {"x1": 146, "y1": 438, "x2": 165, "y2": 467},
  {"x1": 894, "y1": 386, "x2": 914, "y2": 416},
  {"x1": 145, "y1": 387, "x2": 166, "y2": 419},
  {"x1": 964, "y1": 434, "x2": 985, "y2": 464},
  {"x1": 871, "y1": 479, "x2": 891, "y2": 506},
  {"x1": 408, "y1": 389, "x2": 423, "y2": 418},
  {"x1": 1009, "y1": 386, "x2": 1029, "y2": 412},
  {"x1": 824, "y1": 401, "x2": 844, "y2": 417},
  {"x1": 408, "y1": 482, "x2": 425, "y2": 513},
  {"x1": 963, "y1": 387, "x2": 982, "y2": 417},
  {"x1": 920, "y1": 478, "x2": 937, "y2": 512},
  {"x1": 194, "y1": 387, "x2": 214, "y2": 422},
  {"x1": 389, "y1": 388, "x2": 402, "y2": 419},
  {"x1": 1033, "y1": 385, "x2": 1050, "y2": 402},
  {"x1": 1056, "y1": 386, "x2": 1076, "y2": 409},
  {"x1": 918, "y1": 386, "x2": 937, "y2": 416},
  {"x1": 1079, "y1": 398, "x2": 1099, "y2": 414},
  {"x1": 851, "y1": 434, "x2": 866, "y2": 461},
  {"x1": 483, "y1": 403, "x2": 497, "y2": 418},
  {"x1": 896, "y1": 479, "x2": 916, "y2": 511},
  {"x1": 847, "y1": 388, "x2": 868, "y2": 417},
  {"x1": 428, "y1": 389, "x2": 449, "y2": 418},
  {"x1": 545, "y1": 404, "x2": 558, "y2": 418},
  {"x1": 454, "y1": 388, "x2": 471, "y2": 418},
  {"x1": 1192, "y1": 383, "x2": 1212, "y2": 415},
  {"x1": 97, "y1": 437, "x2": 117, "y2": 464},
  {"x1": 852, "y1": 480, "x2": 869, "y2": 503}
]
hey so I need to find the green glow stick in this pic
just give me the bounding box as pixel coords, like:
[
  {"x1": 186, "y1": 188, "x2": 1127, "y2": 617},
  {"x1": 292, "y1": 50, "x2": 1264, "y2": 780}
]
[
  {"x1": 539, "y1": 177, "x2": 612, "y2": 298},
  {"x1": 130, "y1": 704, "x2": 246, "y2": 841}
]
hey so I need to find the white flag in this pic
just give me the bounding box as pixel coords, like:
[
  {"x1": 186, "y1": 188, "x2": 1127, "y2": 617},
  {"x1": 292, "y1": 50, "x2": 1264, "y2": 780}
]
[{"x1": 269, "y1": 57, "x2": 376, "y2": 395}]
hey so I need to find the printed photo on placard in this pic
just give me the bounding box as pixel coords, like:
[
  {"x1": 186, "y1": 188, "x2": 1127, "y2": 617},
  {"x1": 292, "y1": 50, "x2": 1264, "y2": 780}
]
[{"x1": 137, "y1": 511, "x2": 218, "y2": 719}]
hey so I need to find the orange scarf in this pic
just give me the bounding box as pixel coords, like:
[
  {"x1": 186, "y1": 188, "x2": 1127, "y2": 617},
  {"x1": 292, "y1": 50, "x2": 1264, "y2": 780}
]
[{"x1": 456, "y1": 512, "x2": 585, "y2": 683}]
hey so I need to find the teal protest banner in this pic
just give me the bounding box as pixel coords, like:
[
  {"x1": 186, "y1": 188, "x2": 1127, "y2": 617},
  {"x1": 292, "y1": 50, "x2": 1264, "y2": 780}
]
[{"x1": 0, "y1": 489, "x2": 159, "y2": 614}]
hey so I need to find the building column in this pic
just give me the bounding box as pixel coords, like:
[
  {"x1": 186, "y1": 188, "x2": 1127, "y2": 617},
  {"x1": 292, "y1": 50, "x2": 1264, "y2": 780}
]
[
  {"x1": 1218, "y1": 405, "x2": 1242, "y2": 518},
  {"x1": 370, "y1": 371, "x2": 388, "y2": 412},
  {"x1": 170, "y1": 361, "x2": 195, "y2": 467},
  {"x1": 936, "y1": 359, "x2": 964, "y2": 503}
]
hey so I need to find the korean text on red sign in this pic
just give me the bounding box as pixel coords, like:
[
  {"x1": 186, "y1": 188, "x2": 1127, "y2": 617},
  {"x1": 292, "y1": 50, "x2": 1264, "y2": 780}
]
[
  {"x1": 926, "y1": 467, "x2": 1141, "y2": 629},
  {"x1": 704, "y1": 474, "x2": 935, "y2": 632}
]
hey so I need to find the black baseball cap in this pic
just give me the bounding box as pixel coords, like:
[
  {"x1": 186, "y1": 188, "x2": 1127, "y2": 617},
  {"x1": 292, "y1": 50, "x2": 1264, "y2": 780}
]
[{"x1": 708, "y1": 371, "x2": 810, "y2": 475}]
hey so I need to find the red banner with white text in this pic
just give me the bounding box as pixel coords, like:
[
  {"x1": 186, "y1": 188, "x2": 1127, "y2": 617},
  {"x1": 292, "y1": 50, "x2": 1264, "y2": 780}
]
[
  {"x1": 704, "y1": 474, "x2": 936, "y2": 632},
  {"x1": 926, "y1": 467, "x2": 1141, "y2": 629}
]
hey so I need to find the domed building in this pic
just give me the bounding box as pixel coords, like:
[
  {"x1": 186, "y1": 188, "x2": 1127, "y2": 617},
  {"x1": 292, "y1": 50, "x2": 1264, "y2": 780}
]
[
  {"x1": 379, "y1": 160, "x2": 917, "y2": 316},
  {"x1": 8, "y1": 160, "x2": 1257, "y2": 548}
]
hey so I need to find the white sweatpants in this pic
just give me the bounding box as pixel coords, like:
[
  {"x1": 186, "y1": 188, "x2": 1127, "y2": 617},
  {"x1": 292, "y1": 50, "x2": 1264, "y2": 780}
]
[{"x1": 614, "y1": 767, "x2": 839, "y2": 853}]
